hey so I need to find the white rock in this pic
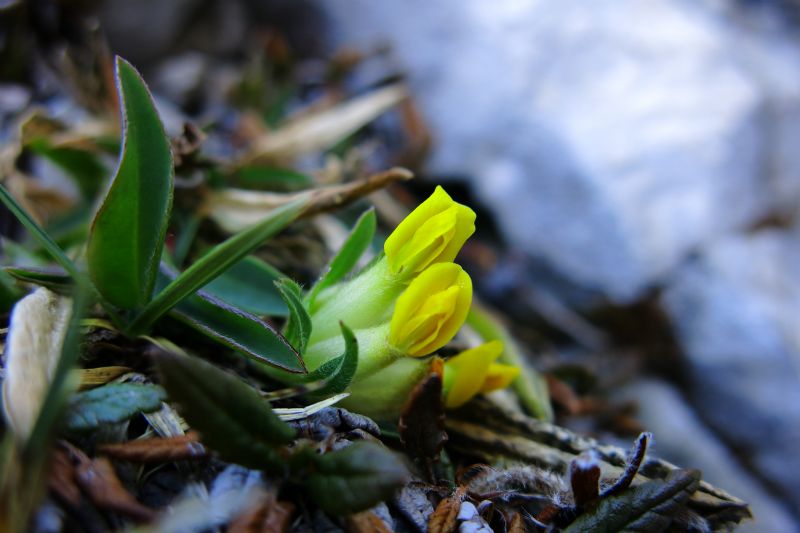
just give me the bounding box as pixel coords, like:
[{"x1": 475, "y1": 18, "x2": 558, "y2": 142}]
[
  {"x1": 319, "y1": 0, "x2": 800, "y2": 302},
  {"x1": 662, "y1": 229, "x2": 800, "y2": 511}
]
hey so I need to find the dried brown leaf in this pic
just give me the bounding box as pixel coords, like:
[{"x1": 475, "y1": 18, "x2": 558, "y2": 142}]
[
  {"x1": 48, "y1": 445, "x2": 82, "y2": 507},
  {"x1": 399, "y1": 372, "x2": 447, "y2": 466},
  {"x1": 428, "y1": 486, "x2": 467, "y2": 533},
  {"x1": 344, "y1": 510, "x2": 394, "y2": 533},
  {"x1": 79, "y1": 366, "x2": 133, "y2": 390},
  {"x1": 227, "y1": 493, "x2": 295, "y2": 533},
  {"x1": 75, "y1": 457, "x2": 155, "y2": 522},
  {"x1": 96, "y1": 432, "x2": 207, "y2": 463}
]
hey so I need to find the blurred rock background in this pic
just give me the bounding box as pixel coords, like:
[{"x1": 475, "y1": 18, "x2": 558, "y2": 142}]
[{"x1": 2, "y1": 0, "x2": 799, "y2": 530}]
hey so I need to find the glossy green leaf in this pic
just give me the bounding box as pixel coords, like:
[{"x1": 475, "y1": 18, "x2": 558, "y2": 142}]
[
  {"x1": 306, "y1": 441, "x2": 409, "y2": 515},
  {"x1": 4, "y1": 266, "x2": 72, "y2": 293},
  {"x1": 87, "y1": 57, "x2": 174, "y2": 310},
  {"x1": 64, "y1": 383, "x2": 166, "y2": 433},
  {"x1": 158, "y1": 267, "x2": 305, "y2": 373},
  {"x1": 307, "y1": 209, "x2": 376, "y2": 308},
  {"x1": 156, "y1": 352, "x2": 295, "y2": 472},
  {"x1": 565, "y1": 469, "x2": 701, "y2": 532},
  {"x1": 275, "y1": 278, "x2": 311, "y2": 353},
  {"x1": 128, "y1": 196, "x2": 307, "y2": 336},
  {"x1": 203, "y1": 255, "x2": 288, "y2": 317},
  {"x1": 304, "y1": 323, "x2": 358, "y2": 399}
]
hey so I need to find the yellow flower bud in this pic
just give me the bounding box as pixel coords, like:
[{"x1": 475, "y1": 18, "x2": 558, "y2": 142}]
[
  {"x1": 443, "y1": 340, "x2": 520, "y2": 408},
  {"x1": 384, "y1": 186, "x2": 476, "y2": 276},
  {"x1": 389, "y1": 262, "x2": 472, "y2": 357}
]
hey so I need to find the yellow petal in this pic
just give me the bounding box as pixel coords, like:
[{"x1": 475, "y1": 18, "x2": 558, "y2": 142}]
[
  {"x1": 389, "y1": 263, "x2": 472, "y2": 356},
  {"x1": 480, "y1": 363, "x2": 520, "y2": 393},
  {"x1": 384, "y1": 186, "x2": 476, "y2": 276},
  {"x1": 443, "y1": 340, "x2": 503, "y2": 408}
]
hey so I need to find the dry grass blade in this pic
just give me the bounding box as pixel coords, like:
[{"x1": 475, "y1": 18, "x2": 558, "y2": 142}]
[
  {"x1": 79, "y1": 366, "x2": 133, "y2": 390},
  {"x1": 207, "y1": 167, "x2": 413, "y2": 233},
  {"x1": 239, "y1": 84, "x2": 407, "y2": 164},
  {"x1": 428, "y1": 486, "x2": 467, "y2": 533},
  {"x1": 97, "y1": 432, "x2": 207, "y2": 463},
  {"x1": 75, "y1": 457, "x2": 155, "y2": 522},
  {"x1": 345, "y1": 510, "x2": 394, "y2": 533}
]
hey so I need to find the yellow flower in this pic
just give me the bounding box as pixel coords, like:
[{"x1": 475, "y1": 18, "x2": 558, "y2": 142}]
[
  {"x1": 384, "y1": 186, "x2": 476, "y2": 277},
  {"x1": 389, "y1": 262, "x2": 472, "y2": 357},
  {"x1": 443, "y1": 340, "x2": 520, "y2": 408}
]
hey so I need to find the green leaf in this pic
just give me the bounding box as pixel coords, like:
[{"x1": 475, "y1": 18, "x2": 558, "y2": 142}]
[
  {"x1": 87, "y1": 57, "x2": 174, "y2": 310},
  {"x1": 28, "y1": 140, "x2": 107, "y2": 200},
  {"x1": 156, "y1": 352, "x2": 295, "y2": 472},
  {"x1": 203, "y1": 255, "x2": 288, "y2": 317},
  {"x1": 156, "y1": 267, "x2": 304, "y2": 373},
  {"x1": 0, "y1": 185, "x2": 82, "y2": 282},
  {"x1": 307, "y1": 209, "x2": 376, "y2": 308},
  {"x1": 5, "y1": 266, "x2": 72, "y2": 293},
  {"x1": 128, "y1": 196, "x2": 307, "y2": 336},
  {"x1": 303, "y1": 323, "x2": 358, "y2": 398},
  {"x1": 306, "y1": 441, "x2": 409, "y2": 515},
  {"x1": 275, "y1": 278, "x2": 311, "y2": 352},
  {"x1": 565, "y1": 469, "x2": 701, "y2": 532},
  {"x1": 0, "y1": 269, "x2": 22, "y2": 313},
  {"x1": 234, "y1": 166, "x2": 313, "y2": 191},
  {"x1": 64, "y1": 383, "x2": 166, "y2": 433}
]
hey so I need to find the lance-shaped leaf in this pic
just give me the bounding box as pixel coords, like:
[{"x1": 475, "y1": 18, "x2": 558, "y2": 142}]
[
  {"x1": 156, "y1": 352, "x2": 296, "y2": 472},
  {"x1": 158, "y1": 267, "x2": 304, "y2": 373},
  {"x1": 64, "y1": 383, "x2": 166, "y2": 433},
  {"x1": 564, "y1": 469, "x2": 701, "y2": 532},
  {"x1": 307, "y1": 209, "x2": 376, "y2": 308},
  {"x1": 87, "y1": 57, "x2": 173, "y2": 310},
  {"x1": 5, "y1": 266, "x2": 73, "y2": 293},
  {"x1": 128, "y1": 196, "x2": 306, "y2": 335},
  {"x1": 306, "y1": 441, "x2": 410, "y2": 515},
  {"x1": 275, "y1": 278, "x2": 311, "y2": 353},
  {"x1": 304, "y1": 323, "x2": 358, "y2": 398}
]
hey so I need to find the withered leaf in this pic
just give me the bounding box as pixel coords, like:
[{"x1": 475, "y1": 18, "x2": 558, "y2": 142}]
[
  {"x1": 399, "y1": 372, "x2": 447, "y2": 466},
  {"x1": 601, "y1": 432, "x2": 651, "y2": 498},
  {"x1": 75, "y1": 456, "x2": 155, "y2": 522},
  {"x1": 227, "y1": 493, "x2": 295, "y2": 533},
  {"x1": 48, "y1": 444, "x2": 83, "y2": 507},
  {"x1": 345, "y1": 510, "x2": 394, "y2": 533},
  {"x1": 564, "y1": 469, "x2": 701, "y2": 532},
  {"x1": 156, "y1": 351, "x2": 295, "y2": 472},
  {"x1": 97, "y1": 432, "x2": 207, "y2": 463},
  {"x1": 79, "y1": 366, "x2": 132, "y2": 390},
  {"x1": 428, "y1": 486, "x2": 466, "y2": 533},
  {"x1": 306, "y1": 441, "x2": 410, "y2": 516}
]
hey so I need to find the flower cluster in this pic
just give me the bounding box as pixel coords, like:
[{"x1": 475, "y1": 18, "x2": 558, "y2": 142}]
[{"x1": 302, "y1": 186, "x2": 518, "y2": 420}]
